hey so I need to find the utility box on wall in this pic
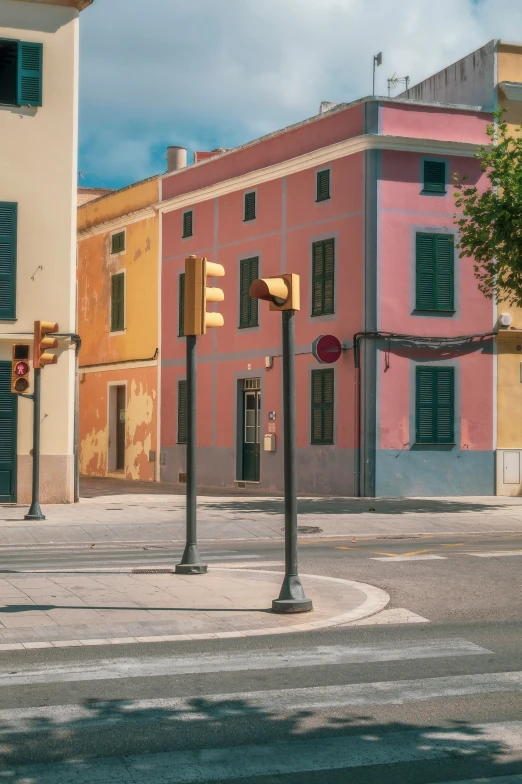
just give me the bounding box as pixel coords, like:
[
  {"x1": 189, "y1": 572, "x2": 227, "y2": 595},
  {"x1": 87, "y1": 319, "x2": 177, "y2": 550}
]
[
  {"x1": 496, "y1": 450, "x2": 522, "y2": 496},
  {"x1": 264, "y1": 434, "x2": 276, "y2": 452}
]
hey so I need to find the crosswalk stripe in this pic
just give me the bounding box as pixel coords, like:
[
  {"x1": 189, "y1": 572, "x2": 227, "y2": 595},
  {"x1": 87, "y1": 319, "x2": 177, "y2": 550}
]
[
  {"x1": 3, "y1": 671, "x2": 522, "y2": 734},
  {"x1": 371, "y1": 555, "x2": 447, "y2": 561},
  {"x1": 6, "y1": 721, "x2": 522, "y2": 783},
  {"x1": 0, "y1": 638, "x2": 490, "y2": 686}
]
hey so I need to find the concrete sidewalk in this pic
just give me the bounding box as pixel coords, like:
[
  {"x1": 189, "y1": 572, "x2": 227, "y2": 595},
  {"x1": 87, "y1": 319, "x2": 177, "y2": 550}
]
[
  {"x1": 2, "y1": 491, "x2": 522, "y2": 546},
  {"x1": 0, "y1": 568, "x2": 390, "y2": 649}
]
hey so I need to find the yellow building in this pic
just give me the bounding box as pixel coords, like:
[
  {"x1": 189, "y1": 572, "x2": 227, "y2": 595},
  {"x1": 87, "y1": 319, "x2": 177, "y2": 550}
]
[
  {"x1": 0, "y1": 0, "x2": 93, "y2": 504},
  {"x1": 77, "y1": 176, "x2": 161, "y2": 482},
  {"x1": 404, "y1": 40, "x2": 522, "y2": 495}
]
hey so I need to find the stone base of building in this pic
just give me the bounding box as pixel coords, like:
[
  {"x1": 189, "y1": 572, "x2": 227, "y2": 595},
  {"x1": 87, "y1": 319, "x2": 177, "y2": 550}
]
[{"x1": 17, "y1": 454, "x2": 74, "y2": 504}]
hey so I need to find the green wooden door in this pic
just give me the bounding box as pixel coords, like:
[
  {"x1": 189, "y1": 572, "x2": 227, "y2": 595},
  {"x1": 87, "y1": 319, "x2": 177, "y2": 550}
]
[
  {"x1": 0, "y1": 361, "x2": 16, "y2": 502},
  {"x1": 242, "y1": 389, "x2": 260, "y2": 481}
]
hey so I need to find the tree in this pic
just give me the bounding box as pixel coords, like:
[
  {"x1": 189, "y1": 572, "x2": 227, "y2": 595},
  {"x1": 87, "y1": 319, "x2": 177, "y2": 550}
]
[{"x1": 453, "y1": 109, "x2": 522, "y2": 306}]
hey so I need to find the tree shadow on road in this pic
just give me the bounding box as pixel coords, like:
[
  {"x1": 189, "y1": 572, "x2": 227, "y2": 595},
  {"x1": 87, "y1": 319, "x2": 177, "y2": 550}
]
[{"x1": 1, "y1": 691, "x2": 521, "y2": 783}]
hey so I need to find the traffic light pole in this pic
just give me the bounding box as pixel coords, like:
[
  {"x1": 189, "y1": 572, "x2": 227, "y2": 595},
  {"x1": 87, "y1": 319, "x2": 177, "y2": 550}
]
[
  {"x1": 24, "y1": 367, "x2": 45, "y2": 521},
  {"x1": 272, "y1": 310, "x2": 312, "y2": 613},
  {"x1": 175, "y1": 334, "x2": 208, "y2": 574}
]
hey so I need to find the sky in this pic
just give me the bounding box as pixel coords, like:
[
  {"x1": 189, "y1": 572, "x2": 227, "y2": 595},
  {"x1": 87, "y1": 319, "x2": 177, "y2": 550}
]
[{"x1": 78, "y1": 0, "x2": 522, "y2": 190}]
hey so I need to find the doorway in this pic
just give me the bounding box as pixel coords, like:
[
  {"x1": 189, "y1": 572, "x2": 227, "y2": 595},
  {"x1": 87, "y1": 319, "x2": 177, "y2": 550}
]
[
  {"x1": 0, "y1": 361, "x2": 16, "y2": 502},
  {"x1": 108, "y1": 384, "x2": 126, "y2": 473},
  {"x1": 241, "y1": 379, "x2": 261, "y2": 482}
]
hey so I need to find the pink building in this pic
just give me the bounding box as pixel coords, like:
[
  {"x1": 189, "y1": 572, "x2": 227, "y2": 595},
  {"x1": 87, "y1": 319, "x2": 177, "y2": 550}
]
[{"x1": 159, "y1": 97, "x2": 494, "y2": 496}]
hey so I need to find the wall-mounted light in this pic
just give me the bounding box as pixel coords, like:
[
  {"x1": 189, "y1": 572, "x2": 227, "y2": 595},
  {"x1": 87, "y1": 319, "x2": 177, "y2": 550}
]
[{"x1": 499, "y1": 313, "x2": 513, "y2": 327}]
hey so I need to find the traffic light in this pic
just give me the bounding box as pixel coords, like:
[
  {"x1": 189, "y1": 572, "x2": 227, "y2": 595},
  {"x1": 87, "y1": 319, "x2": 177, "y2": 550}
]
[
  {"x1": 184, "y1": 255, "x2": 225, "y2": 336},
  {"x1": 249, "y1": 273, "x2": 300, "y2": 311},
  {"x1": 11, "y1": 344, "x2": 31, "y2": 394},
  {"x1": 34, "y1": 321, "x2": 59, "y2": 368}
]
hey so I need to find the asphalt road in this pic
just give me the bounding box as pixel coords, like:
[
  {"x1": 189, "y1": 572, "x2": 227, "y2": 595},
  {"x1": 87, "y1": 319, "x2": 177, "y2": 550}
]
[{"x1": 1, "y1": 534, "x2": 522, "y2": 782}]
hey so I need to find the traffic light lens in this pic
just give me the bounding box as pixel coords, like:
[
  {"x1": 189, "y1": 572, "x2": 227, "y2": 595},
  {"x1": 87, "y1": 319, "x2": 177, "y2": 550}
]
[
  {"x1": 14, "y1": 361, "x2": 29, "y2": 376},
  {"x1": 14, "y1": 378, "x2": 29, "y2": 392}
]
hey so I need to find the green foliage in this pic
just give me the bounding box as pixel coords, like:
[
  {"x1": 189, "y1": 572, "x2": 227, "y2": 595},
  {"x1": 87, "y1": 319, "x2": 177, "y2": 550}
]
[{"x1": 453, "y1": 108, "x2": 522, "y2": 305}]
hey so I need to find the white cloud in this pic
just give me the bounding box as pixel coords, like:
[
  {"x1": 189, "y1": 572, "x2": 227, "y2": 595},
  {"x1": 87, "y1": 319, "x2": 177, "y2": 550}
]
[{"x1": 78, "y1": 0, "x2": 520, "y2": 186}]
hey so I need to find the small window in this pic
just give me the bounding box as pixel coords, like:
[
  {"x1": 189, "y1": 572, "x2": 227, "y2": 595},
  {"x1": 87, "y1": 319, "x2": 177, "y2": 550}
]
[
  {"x1": 177, "y1": 380, "x2": 187, "y2": 444},
  {"x1": 239, "y1": 257, "x2": 259, "y2": 328},
  {"x1": 111, "y1": 231, "x2": 125, "y2": 254},
  {"x1": 0, "y1": 202, "x2": 17, "y2": 320},
  {"x1": 311, "y1": 369, "x2": 334, "y2": 445},
  {"x1": 244, "y1": 192, "x2": 256, "y2": 222},
  {"x1": 423, "y1": 160, "x2": 446, "y2": 193},
  {"x1": 178, "y1": 272, "x2": 185, "y2": 337},
  {"x1": 182, "y1": 211, "x2": 193, "y2": 238},
  {"x1": 312, "y1": 238, "x2": 335, "y2": 316},
  {"x1": 416, "y1": 366, "x2": 455, "y2": 444},
  {"x1": 416, "y1": 233, "x2": 454, "y2": 312},
  {"x1": 110, "y1": 272, "x2": 125, "y2": 332},
  {"x1": 0, "y1": 39, "x2": 43, "y2": 107},
  {"x1": 316, "y1": 169, "x2": 330, "y2": 202}
]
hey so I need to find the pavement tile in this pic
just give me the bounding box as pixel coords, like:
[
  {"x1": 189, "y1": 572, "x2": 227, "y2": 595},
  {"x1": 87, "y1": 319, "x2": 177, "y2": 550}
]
[
  {"x1": 0, "y1": 615, "x2": 58, "y2": 628},
  {"x1": 78, "y1": 638, "x2": 111, "y2": 645},
  {"x1": 0, "y1": 642, "x2": 24, "y2": 650},
  {"x1": 22, "y1": 641, "x2": 54, "y2": 649},
  {"x1": 51, "y1": 639, "x2": 83, "y2": 647},
  {"x1": 107, "y1": 637, "x2": 139, "y2": 644}
]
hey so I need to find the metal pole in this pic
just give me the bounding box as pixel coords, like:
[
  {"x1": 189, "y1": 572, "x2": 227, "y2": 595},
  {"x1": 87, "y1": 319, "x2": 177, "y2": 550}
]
[
  {"x1": 373, "y1": 57, "x2": 376, "y2": 96},
  {"x1": 24, "y1": 367, "x2": 45, "y2": 521},
  {"x1": 175, "y1": 334, "x2": 207, "y2": 574},
  {"x1": 272, "y1": 310, "x2": 312, "y2": 613}
]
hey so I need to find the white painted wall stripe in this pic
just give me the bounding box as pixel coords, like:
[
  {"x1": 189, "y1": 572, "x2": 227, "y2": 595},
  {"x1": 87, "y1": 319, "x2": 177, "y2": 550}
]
[
  {"x1": 6, "y1": 721, "x2": 522, "y2": 783},
  {"x1": 0, "y1": 639, "x2": 490, "y2": 687}
]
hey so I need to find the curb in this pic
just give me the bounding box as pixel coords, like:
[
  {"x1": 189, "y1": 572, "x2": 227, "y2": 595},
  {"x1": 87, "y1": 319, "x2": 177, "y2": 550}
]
[{"x1": 0, "y1": 569, "x2": 390, "y2": 651}]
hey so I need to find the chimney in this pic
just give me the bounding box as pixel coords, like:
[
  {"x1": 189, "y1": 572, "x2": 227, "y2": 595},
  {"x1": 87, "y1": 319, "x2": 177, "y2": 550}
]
[{"x1": 166, "y1": 146, "x2": 187, "y2": 173}]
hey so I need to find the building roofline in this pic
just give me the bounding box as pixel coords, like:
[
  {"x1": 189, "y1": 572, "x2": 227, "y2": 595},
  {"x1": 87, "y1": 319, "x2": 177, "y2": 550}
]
[
  {"x1": 18, "y1": 0, "x2": 94, "y2": 10},
  {"x1": 160, "y1": 95, "x2": 490, "y2": 183},
  {"x1": 77, "y1": 172, "x2": 160, "y2": 211}
]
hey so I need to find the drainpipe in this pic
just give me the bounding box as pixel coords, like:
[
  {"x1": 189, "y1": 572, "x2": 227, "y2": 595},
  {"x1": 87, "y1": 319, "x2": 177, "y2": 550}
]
[{"x1": 57, "y1": 333, "x2": 81, "y2": 502}]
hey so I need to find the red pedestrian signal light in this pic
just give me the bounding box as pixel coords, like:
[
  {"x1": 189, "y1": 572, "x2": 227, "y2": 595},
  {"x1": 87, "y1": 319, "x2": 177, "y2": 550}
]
[
  {"x1": 11, "y1": 344, "x2": 31, "y2": 394},
  {"x1": 34, "y1": 320, "x2": 59, "y2": 368}
]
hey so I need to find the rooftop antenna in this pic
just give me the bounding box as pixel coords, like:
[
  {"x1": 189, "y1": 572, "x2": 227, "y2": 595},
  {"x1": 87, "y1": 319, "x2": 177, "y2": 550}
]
[
  {"x1": 373, "y1": 52, "x2": 382, "y2": 96},
  {"x1": 387, "y1": 74, "x2": 410, "y2": 97},
  {"x1": 77, "y1": 167, "x2": 100, "y2": 187}
]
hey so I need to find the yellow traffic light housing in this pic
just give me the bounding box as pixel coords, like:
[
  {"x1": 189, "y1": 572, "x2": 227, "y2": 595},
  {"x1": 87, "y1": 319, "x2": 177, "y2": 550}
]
[
  {"x1": 11, "y1": 344, "x2": 31, "y2": 394},
  {"x1": 249, "y1": 273, "x2": 300, "y2": 311},
  {"x1": 184, "y1": 255, "x2": 225, "y2": 336},
  {"x1": 34, "y1": 321, "x2": 59, "y2": 368}
]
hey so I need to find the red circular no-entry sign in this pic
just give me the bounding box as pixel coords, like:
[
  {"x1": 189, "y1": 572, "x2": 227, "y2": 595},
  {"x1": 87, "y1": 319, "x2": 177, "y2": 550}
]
[{"x1": 312, "y1": 334, "x2": 342, "y2": 364}]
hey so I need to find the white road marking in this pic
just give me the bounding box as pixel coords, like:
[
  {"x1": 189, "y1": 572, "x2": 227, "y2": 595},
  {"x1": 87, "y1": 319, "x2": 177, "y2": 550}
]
[
  {"x1": 371, "y1": 555, "x2": 447, "y2": 561},
  {"x1": 4, "y1": 671, "x2": 522, "y2": 734},
  {"x1": 467, "y1": 550, "x2": 522, "y2": 557},
  {"x1": 348, "y1": 607, "x2": 430, "y2": 625},
  {"x1": 0, "y1": 639, "x2": 490, "y2": 686},
  {"x1": 6, "y1": 721, "x2": 522, "y2": 783}
]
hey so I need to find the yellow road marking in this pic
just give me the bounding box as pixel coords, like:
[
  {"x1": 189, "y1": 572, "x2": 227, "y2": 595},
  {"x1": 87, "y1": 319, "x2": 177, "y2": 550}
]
[
  {"x1": 441, "y1": 542, "x2": 467, "y2": 547},
  {"x1": 334, "y1": 546, "x2": 357, "y2": 550}
]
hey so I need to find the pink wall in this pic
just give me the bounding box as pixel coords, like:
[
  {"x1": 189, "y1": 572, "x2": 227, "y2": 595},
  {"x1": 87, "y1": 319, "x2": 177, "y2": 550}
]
[
  {"x1": 162, "y1": 104, "x2": 365, "y2": 201},
  {"x1": 380, "y1": 102, "x2": 491, "y2": 144}
]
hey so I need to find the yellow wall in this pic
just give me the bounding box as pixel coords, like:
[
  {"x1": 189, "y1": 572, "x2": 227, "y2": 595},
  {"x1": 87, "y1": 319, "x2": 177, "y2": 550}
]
[{"x1": 77, "y1": 178, "x2": 160, "y2": 480}]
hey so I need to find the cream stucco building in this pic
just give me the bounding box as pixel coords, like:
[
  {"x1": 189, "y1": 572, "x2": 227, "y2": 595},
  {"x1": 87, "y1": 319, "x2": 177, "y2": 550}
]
[{"x1": 0, "y1": 0, "x2": 93, "y2": 504}]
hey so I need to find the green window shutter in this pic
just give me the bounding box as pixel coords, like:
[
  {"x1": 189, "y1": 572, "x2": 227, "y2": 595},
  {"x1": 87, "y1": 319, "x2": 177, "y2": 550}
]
[
  {"x1": 416, "y1": 367, "x2": 454, "y2": 444},
  {"x1": 182, "y1": 211, "x2": 193, "y2": 238},
  {"x1": 0, "y1": 202, "x2": 17, "y2": 320},
  {"x1": 239, "y1": 257, "x2": 259, "y2": 328},
  {"x1": 435, "y1": 234, "x2": 454, "y2": 311},
  {"x1": 177, "y1": 380, "x2": 187, "y2": 444},
  {"x1": 17, "y1": 42, "x2": 43, "y2": 106},
  {"x1": 111, "y1": 273, "x2": 125, "y2": 332},
  {"x1": 111, "y1": 231, "x2": 125, "y2": 254},
  {"x1": 312, "y1": 238, "x2": 335, "y2": 316},
  {"x1": 311, "y1": 368, "x2": 334, "y2": 445},
  {"x1": 178, "y1": 273, "x2": 185, "y2": 336},
  {"x1": 423, "y1": 160, "x2": 446, "y2": 193},
  {"x1": 316, "y1": 169, "x2": 330, "y2": 202},
  {"x1": 244, "y1": 192, "x2": 256, "y2": 221},
  {"x1": 416, "y1": 233, "x2": 454, "y2": 312}
]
